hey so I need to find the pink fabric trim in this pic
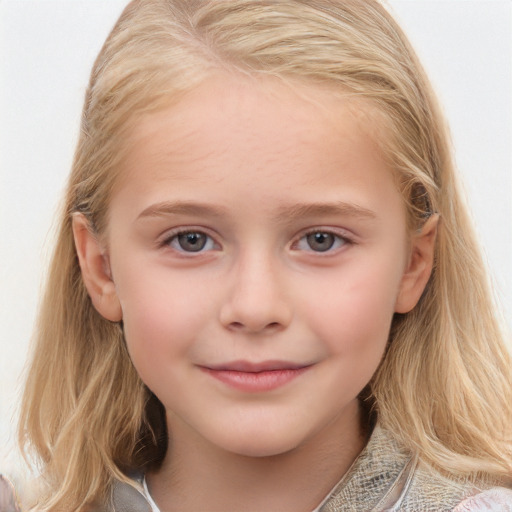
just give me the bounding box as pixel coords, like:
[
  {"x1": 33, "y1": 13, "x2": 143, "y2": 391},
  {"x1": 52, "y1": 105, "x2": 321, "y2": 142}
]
[{"x1": 454, "y1": 488, "x2": 512, "y2": 511}]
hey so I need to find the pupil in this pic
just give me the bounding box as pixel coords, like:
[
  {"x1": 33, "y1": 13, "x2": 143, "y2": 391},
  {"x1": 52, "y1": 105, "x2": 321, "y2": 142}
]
[
  {"x1": 307, "y1": 232, "x2": 334, "y2": 252},
  {"x1": 178, "y1": 232, "x2": 206, "y2": 252}
]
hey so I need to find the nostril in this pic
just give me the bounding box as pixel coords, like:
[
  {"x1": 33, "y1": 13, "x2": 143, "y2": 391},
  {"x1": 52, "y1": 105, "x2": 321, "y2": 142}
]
[{"x1": 227, "y1": 320, "x2": 282, "y2": 333}]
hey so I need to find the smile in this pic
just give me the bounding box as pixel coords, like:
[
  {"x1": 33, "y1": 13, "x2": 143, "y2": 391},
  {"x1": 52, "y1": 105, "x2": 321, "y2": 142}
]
[{"x1": 200, "y1": 361, "x2": 313, "y2": 392}]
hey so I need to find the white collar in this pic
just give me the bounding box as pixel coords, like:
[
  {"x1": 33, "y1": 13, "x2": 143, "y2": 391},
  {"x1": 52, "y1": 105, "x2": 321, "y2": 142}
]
[{"x1": 141, "y1": 476, "x2": 161, "y2": 512}]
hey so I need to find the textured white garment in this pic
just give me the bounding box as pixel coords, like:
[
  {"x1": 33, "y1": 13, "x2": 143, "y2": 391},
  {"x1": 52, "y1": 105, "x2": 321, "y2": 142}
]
[
  {"x1": 319, "y1": 426, "x2": 512, "y2": 511},
  {"x1": 453, "y1": 489, "x2": 512, "y2": 511},
  {"x1": 106, "y1": 425, "x2": 512, "y2": 511}
]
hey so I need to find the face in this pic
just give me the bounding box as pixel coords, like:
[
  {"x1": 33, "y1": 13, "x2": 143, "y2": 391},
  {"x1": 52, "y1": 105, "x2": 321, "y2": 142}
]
[{"x1": 79, "y1": 76, "x2": 431, "y2": 459}]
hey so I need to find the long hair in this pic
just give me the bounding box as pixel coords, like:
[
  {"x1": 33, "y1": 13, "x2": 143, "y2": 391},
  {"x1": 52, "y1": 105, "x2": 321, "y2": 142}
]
[{"x1": 19, "y1": 0, "x2": 512, "y2": 509}]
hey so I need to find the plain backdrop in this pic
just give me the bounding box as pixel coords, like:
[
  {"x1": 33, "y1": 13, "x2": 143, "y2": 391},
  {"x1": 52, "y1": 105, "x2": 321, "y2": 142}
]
[{"x1": 1, "y1": 0, "x2": 511, "y2": 488}]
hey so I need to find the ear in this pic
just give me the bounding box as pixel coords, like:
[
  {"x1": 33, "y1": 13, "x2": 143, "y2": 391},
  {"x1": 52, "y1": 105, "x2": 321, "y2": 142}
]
[
  {"x1": 72, "y1": 213, "x2": 122, "y2": 322},
  {"x1": 394, "y1": 214, "x2": 439, "y2": 314}
]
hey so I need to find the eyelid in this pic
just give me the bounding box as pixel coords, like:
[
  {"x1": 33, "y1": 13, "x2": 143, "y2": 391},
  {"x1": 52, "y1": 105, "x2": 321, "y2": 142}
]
[
  {"x1": 290, "y1": 227, "x2": 356, "y2": 252},
  {"x1": 156, "y1": 225, "x2": 355, "y2": 254},
  {"x1": 158, "y1": 226, "x2": 221, "y2": 252}
]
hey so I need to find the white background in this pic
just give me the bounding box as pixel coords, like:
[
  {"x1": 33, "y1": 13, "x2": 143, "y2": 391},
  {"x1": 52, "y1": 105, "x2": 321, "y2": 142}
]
[{"x1": 1, "y1": 0, "x2": 511, "y2": 489}]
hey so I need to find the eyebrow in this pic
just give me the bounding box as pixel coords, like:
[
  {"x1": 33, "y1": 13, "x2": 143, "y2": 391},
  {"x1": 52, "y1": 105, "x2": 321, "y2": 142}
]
[
  {"x1": 137, "y1": 201, "x2": 229, "y2": 220},
  {"x1": 276, "y1": 202, "x2": 377, "y2": 222},
  {"x1": 137, "y1": 200, "x2": 376, "y2": 222}
]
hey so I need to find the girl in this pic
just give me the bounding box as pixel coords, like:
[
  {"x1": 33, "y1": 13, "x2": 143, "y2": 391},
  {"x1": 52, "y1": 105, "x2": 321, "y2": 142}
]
[{"x1": 19, "y1": 0, "x2": 512, "y2": 510}]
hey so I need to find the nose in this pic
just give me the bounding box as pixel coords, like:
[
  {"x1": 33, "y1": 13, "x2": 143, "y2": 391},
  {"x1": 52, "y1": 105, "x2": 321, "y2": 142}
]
[{"x1": 219, "y1": 251, "x2": 293, "y2": 335}]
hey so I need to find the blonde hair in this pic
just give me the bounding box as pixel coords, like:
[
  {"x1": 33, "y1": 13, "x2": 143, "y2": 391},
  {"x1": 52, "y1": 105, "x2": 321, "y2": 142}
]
[{"x1": 19, "y1": 0, "x2": 512, "y2": 509}]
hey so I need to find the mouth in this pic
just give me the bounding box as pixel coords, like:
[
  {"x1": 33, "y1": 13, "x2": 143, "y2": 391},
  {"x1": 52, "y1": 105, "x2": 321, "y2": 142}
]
[{"x1": 199, "y1": 360, "x2": 313, "y2": 392}]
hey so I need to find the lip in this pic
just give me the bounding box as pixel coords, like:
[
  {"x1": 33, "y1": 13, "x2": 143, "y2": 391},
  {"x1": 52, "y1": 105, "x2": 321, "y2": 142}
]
[{"x1": 200, "y1": 360, "x2": 312, "y2": 392}]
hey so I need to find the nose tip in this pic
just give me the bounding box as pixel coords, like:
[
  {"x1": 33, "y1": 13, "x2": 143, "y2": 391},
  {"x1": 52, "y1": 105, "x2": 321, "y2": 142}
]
[{"x1": 219, "y1": 259, "x2": 292, "y2": 335}]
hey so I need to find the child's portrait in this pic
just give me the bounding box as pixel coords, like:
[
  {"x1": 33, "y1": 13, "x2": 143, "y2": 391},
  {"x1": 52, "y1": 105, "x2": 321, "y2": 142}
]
[{"x1": 1, "y1": 1, "x2": 511, "y2": 510}]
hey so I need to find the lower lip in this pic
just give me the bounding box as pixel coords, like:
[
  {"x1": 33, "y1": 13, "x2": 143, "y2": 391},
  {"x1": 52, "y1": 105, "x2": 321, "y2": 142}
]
[{"x1": 202, "y1": 367, "x2": 310, "y2": 392}]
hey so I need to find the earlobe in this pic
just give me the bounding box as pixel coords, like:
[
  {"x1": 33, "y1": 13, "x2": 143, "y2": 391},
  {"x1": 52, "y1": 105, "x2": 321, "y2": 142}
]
[
  {"x1": 394, "y1": 214, "x2": 439, "y2": 314},
  {"x1": 72, "y1": 213, "x2": 122, "y2": 322}
]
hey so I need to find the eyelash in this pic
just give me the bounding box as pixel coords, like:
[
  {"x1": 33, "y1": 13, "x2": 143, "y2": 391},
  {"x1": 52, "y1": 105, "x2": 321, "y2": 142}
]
[
  {"x1": 160, "y1": 228, "x2": 354, "y2": 255},
  {"x1": 292, "y1": 229, "x2": 354, "y2": 254},
  {"x1": 160, "y1": 229, "x2": 218, "y2": 254}
]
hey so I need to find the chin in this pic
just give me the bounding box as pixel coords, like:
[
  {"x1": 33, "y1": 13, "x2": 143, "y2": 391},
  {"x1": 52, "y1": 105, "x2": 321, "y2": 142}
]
[{"x1": 213, "y1": 428, "x2": 305, "y2": 458}]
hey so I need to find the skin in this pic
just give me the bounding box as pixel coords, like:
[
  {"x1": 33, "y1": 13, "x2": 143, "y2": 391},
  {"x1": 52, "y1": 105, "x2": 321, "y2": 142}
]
[{"x1": 73, "y1": 75, "x2": 437, "y2": 511}]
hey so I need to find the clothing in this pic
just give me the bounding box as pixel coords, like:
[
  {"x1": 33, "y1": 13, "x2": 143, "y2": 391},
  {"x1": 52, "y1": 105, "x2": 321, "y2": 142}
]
[
  {"x1": 0, "y1": 475, "x2": 21, "y2": 512},
  {"x1": 99, "y1": 425, "x2": 512, "y2": 511}
]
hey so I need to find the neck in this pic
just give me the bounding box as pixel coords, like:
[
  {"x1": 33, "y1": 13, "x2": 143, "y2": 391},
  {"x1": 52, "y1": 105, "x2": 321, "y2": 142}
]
[{"x1": 147, "y1": 402, "x2": 367, "y2": 512}]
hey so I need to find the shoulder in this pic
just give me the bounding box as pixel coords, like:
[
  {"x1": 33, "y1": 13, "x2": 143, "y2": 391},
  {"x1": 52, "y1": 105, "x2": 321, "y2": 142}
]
[
  {"x1": 397, "y1": 461, "x2": 512, "y2": 511},
  {"x1": 394, "y1": 460, "x2": 473, "y2": 510},
  {"x1": 0, "y1": 475, "x2": 21, "y2": 512},
  {"x1": 90, "y1": 477, "x2": 153, "y2": 512},
  {"x1": 453, "y1": 488, "x2": 512, "y2": 511}
]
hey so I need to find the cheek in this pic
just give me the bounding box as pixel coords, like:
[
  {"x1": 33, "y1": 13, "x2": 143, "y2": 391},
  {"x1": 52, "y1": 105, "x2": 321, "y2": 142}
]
[
  {"x1": 115, "y1": 270, "x2": 216, "y2": 379},
  {"x1": 302, "y1": 262, "x2": 401, "y2": 355},
  {"x1": 121, "y1": 298, "x2": 186, "y2": 388}
]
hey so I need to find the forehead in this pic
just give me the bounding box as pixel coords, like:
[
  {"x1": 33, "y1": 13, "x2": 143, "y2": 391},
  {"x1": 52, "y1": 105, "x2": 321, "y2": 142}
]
[
  {"x1": 117, "y1": 75, "x2": 389, "y2": 187},
  {"x1": 104, "y1": 74, "x2": 406, "y2": 235}
]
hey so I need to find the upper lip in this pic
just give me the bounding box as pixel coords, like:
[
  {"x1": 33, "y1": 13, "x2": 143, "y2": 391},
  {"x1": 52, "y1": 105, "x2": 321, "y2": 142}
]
[{"x1": 203, "y1": 360, "x2": 312, "y2": 373}]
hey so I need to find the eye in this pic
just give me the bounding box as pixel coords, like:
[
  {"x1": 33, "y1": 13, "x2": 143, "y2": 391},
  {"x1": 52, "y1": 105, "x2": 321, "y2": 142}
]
[
  {"x1": 295, "y1": 230, "x2": 349, "y2": 252},
  {"x1": 166, "y1": 231, "x2": 216, "y2": 253}
]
